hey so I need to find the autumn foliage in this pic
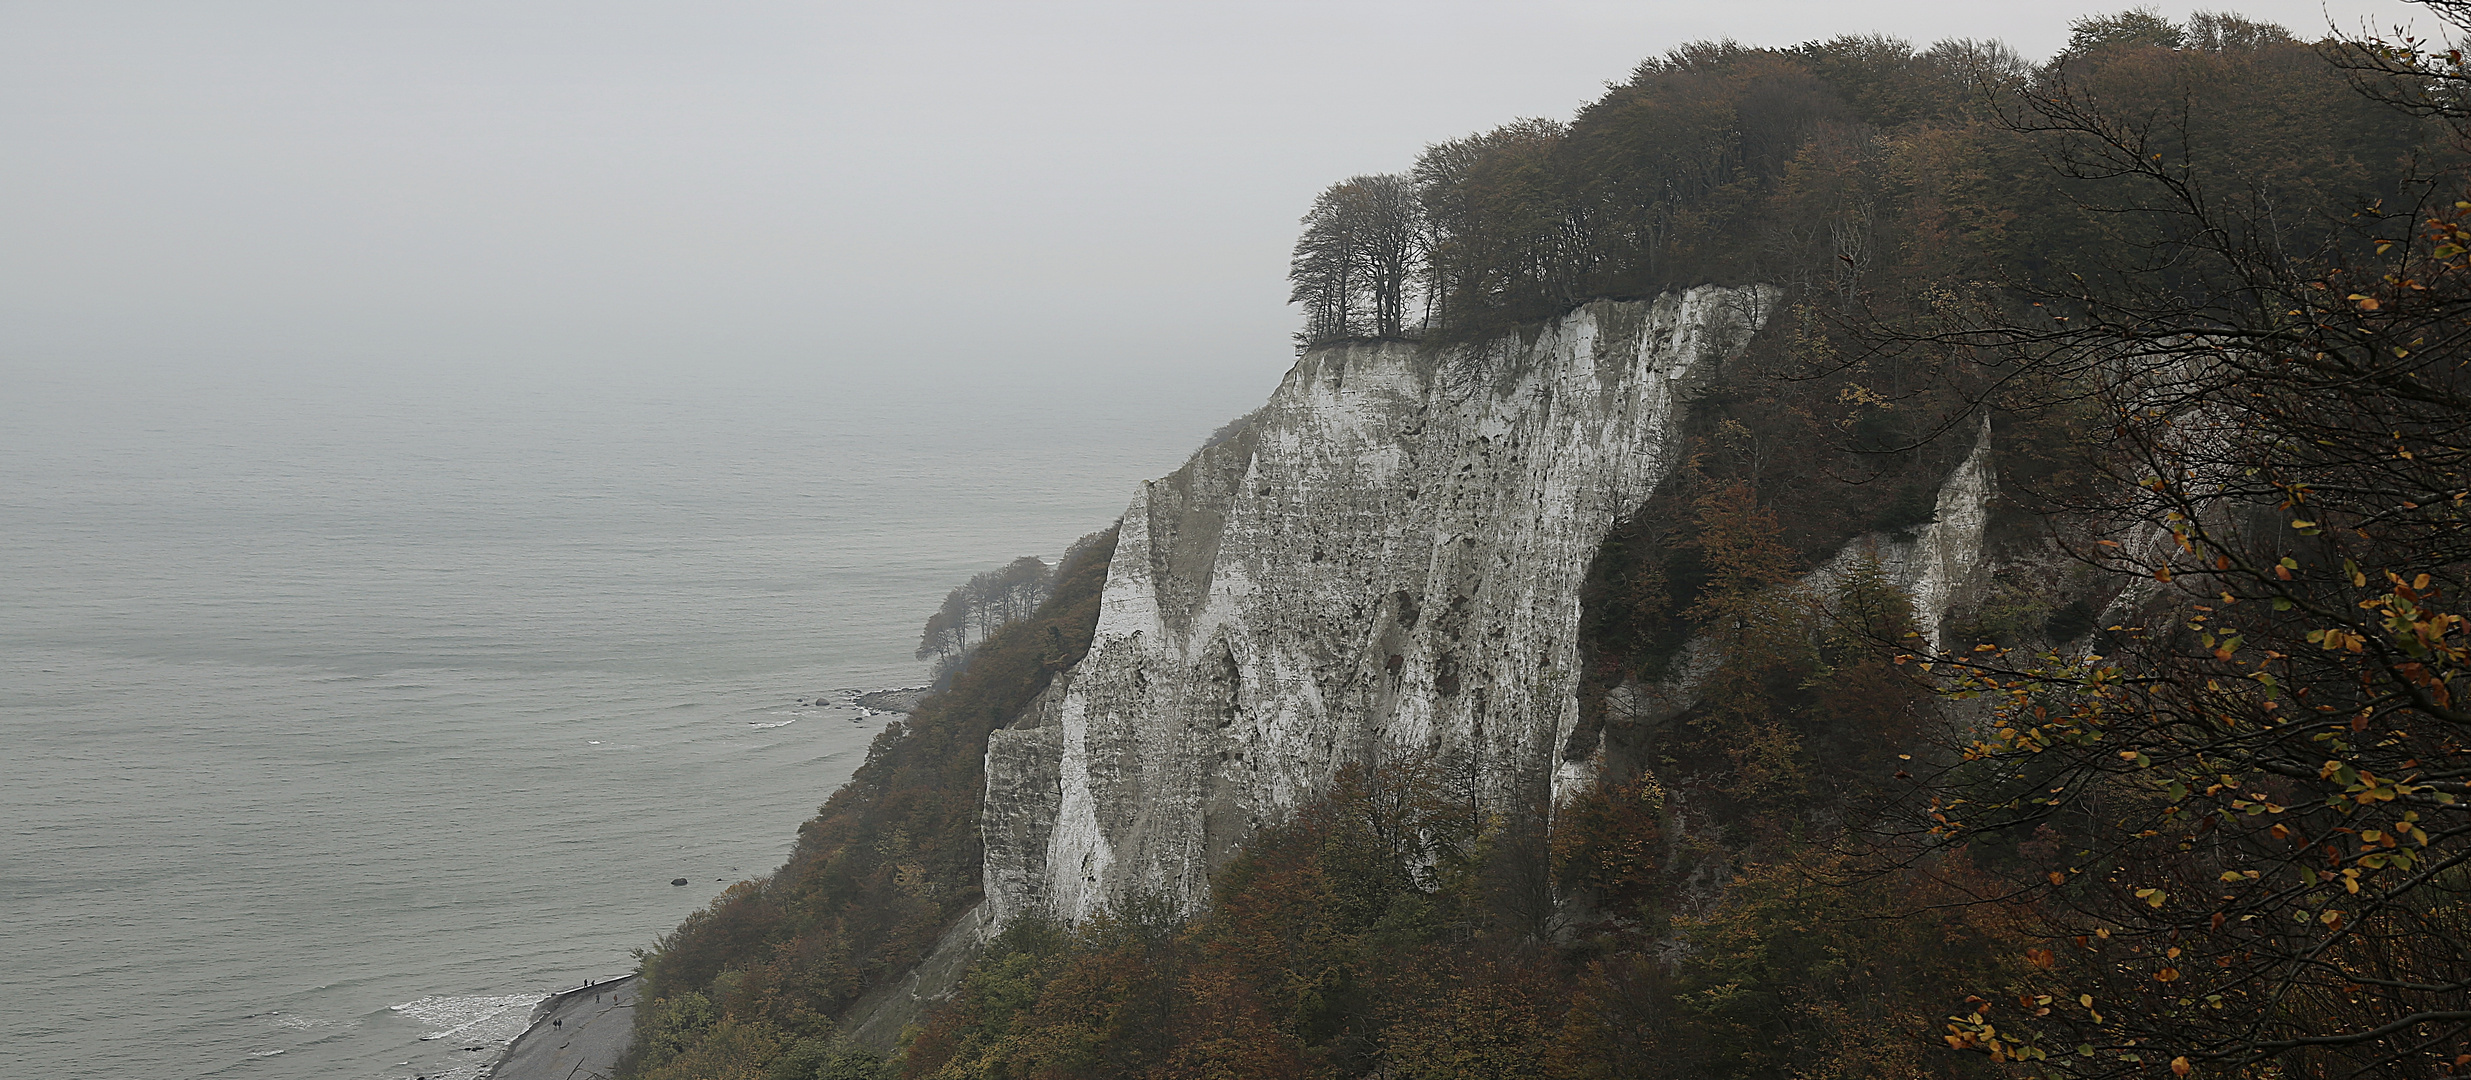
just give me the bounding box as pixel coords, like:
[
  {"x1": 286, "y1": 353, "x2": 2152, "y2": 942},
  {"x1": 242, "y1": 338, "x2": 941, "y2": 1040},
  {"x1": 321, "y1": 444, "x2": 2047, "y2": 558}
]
[
  {"x1": 624, "y1": 529, "x2": 1118, "y2": 1080},
  {"x1": 633, "y1": 8, "x2": 2471, "y2": 1079}
]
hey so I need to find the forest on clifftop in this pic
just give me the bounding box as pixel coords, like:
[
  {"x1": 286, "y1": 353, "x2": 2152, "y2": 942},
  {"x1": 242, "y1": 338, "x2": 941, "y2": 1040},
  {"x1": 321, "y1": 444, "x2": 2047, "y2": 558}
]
[{"x1": 626, "y1": 7, "x2": 2471, "y2": 1078}]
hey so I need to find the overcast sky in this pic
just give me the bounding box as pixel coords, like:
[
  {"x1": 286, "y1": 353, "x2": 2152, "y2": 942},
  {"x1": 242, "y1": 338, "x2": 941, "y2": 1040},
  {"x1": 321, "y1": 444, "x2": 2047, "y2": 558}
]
[{"x1": 0, "y1": 1, "x2": 2435, "y2": 405}]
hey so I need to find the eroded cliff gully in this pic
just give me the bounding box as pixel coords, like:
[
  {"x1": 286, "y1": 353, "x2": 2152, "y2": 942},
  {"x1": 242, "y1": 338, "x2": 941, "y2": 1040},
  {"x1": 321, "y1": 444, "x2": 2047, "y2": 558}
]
[
  {"x1": 977, "y1": 283, "x2": 1984, "y2": 931},
  {"x1": 838, "y1": 288, "x2": 2018, "y2": 1042}
]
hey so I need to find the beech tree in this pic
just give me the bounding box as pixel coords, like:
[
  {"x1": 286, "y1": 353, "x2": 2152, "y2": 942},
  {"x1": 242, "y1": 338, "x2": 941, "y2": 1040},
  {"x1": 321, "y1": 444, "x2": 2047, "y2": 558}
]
[
  {"x1": 915, "y1": 556, "x2": 1052, "y2": 667},
  {"x1": 1878, "y1": 10, "x2": 2471, "y2": 1075},
  {"x1": 1290, "y1": 173, "x2": 1423, "y2": 342},
  {"x1": 1413, "y1": 119, "x2": 1574, "y2": 334},
  {"x1": 642, "y1": 17, "x2": 2467, "y2": 1080}
]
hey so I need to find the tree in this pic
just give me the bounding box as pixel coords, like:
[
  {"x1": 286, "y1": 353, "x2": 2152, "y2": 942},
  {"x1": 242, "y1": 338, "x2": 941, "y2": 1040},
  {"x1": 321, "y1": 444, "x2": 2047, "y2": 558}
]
[
  {"x1": 2058, "y1": 8, "x2": 2185, "y2": 57},
  {"x1": 915, "y1": 593, "x2": 966, "y2": 663},
  {"x1": 1356, "y1": 173, "x2": 1424, "y2": 338},
  {"x1": 1413, "y1": 120, "x2": 1573, "y2": 334},
  {"x1": 1290, "y1": 174, "x2": 1424, "y2": 343},
  {"x1": 913, "y1": 555, "x2": 1051, "y2": 667},
  {"x1": 634, "y1": 532, "x2": 1118, "y2": 1077},
  {"x1": 1879, "y1": 9, "x2": 2471, "y2": 1074}
]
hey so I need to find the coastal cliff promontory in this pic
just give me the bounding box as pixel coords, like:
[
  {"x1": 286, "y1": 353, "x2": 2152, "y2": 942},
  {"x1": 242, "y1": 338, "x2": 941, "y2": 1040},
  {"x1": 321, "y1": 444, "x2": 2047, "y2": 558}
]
[
  {"x1": 982, "y1": 288, "x2": 1774, "y2": 927},
  {"x1": 624, "y1": 15, "x2": 2471, "y2": 1077}
]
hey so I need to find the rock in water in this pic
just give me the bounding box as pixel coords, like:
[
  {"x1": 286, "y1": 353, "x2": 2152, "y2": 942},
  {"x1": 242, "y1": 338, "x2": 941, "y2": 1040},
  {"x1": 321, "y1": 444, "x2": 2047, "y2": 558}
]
[{"x1": 854, "y1": 686, "x2": 929, "y2": 713}]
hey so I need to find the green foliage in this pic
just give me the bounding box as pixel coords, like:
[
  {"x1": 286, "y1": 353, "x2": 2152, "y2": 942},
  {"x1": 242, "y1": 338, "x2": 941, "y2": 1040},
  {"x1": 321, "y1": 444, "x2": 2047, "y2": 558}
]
[
  {"x1": 1839, "y1": 12, "x2": 2471, "y2": 1073},
  {"x1": 1649, "y1": 859, "x2": 2030, "y2": 1080},
  {"x1": 2061, "y1": 8, "x2": 2185, "y2": 55},
  {"x1": 768, "y1": 1036, "x2": 889, "y2": 1080},
  {"x1": 635, "y1": 991, "x2": 719, "y2": 1074},
  {"x1": 1575, "y1": 445, "x2": 1944, "y2": 817},
  {"x1": 1549, "y1": 777, "x2": 1666, "y2": 922}
]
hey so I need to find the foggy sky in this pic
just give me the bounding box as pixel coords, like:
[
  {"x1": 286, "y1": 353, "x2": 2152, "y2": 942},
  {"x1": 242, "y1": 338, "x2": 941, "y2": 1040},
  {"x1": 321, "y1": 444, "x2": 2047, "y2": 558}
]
[{"x1": 0, "y1": 1, "x2": 2432, "y2": 405}]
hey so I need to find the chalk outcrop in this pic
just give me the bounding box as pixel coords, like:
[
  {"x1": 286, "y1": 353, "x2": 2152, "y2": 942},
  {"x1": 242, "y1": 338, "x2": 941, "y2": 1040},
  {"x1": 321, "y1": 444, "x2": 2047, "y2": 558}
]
[
  {"x1": 1576, "y1": 416, "x2": 1999, "y2": 791},
  {"x1": 984, "y1": 288, "x2": 1799, "y2": 926}
]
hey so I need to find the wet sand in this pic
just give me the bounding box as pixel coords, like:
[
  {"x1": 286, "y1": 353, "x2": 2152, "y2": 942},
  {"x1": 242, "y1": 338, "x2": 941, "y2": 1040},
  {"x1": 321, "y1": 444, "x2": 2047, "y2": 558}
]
[{"x1": 488, "y1": 974, "x2": 637, "y2": 1080}]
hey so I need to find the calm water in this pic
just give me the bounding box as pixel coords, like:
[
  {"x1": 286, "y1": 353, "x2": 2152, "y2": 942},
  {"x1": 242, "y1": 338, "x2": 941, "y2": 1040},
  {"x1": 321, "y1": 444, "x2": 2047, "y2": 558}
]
[{"x1": 0, "y1": 356, "x2": 1246, "y2": 1079}]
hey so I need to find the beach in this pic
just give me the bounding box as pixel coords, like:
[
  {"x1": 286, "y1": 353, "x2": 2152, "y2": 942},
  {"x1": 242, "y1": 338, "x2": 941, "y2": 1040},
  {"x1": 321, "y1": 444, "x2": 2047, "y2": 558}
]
[{"x1": 487, "y1": 975, "x2": 638, "y2": 1080}]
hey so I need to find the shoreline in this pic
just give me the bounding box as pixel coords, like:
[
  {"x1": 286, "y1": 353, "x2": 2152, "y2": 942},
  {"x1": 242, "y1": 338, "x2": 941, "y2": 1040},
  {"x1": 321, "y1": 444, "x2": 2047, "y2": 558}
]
[
  {"x1": 852, "y1": 685, "x2": 928, "y2": 713},
  {"x1": 484, "y1": 973, "x2": 639, "y2": 1080}
]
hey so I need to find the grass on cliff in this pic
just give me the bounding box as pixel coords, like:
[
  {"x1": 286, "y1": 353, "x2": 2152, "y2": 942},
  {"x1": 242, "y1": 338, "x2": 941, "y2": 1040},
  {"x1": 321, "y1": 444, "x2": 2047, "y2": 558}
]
[{"x1": 621, "y1": 526, "x2": 1118, "y2": 1080}]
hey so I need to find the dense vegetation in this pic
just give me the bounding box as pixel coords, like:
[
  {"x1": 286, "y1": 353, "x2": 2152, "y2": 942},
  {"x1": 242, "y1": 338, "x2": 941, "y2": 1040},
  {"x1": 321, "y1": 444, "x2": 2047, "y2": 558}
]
[
  {"x1": 897, "y1": 542, "x2": 2016, "y2": 1080},
  {"x1": 629, "y1": 7, "x2": 2471, "y2": 1078},
  {"x1": 624, "y1": 530, "x2": 1116, "y2": 1080},
  {"x1": 916, "y1": 555, "x2": 1055, "y2": 685},
  {"x1": 1289, "y1": 12, "x2": 2423, "y2": 349}
]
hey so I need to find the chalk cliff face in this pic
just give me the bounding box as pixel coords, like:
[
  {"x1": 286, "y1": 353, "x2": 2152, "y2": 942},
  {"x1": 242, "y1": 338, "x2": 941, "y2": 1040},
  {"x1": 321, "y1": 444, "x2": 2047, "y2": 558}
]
[
  {"x1": 855, "y1": 285, "x2": 2017, "y2": 1039},
  {"x1": 983, "y1": 287, "x2": 1795, "y2": 926}
]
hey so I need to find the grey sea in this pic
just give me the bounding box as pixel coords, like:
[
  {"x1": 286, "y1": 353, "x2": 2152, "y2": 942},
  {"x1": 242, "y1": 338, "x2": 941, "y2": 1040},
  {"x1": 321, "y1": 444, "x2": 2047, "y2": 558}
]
[{"x1": 0, "y1": 355, "x2": 1245, "y2": 1080}]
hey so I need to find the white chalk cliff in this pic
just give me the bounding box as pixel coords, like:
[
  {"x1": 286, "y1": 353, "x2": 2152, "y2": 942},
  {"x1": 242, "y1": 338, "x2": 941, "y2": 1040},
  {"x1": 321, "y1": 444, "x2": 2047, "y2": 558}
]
[{"x1": 977, "y1": 287, "x2": 2000, "y2": 929}]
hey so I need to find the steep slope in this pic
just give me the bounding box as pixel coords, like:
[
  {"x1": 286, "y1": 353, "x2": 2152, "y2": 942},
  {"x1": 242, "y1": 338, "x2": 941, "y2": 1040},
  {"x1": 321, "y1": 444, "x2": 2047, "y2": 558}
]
[
  {"x1": 630, "y1": 20, "x2": 2471, "y2": 1075},
  {"x1": 982, "y1": 287, "x2": 1781, "y2": 927}
]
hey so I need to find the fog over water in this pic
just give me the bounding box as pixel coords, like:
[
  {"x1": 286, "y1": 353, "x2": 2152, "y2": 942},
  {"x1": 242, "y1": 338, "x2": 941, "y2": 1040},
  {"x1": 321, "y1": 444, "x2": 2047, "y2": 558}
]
[
  {"x1": 1, "y1": 360, "x2": 1234, "y2": 1079},
  {"x1": 0, "y1": 0, "x2": 2421, "y2": 392},
  {"x1": 0, "y1": 2, "x2": 2430, "y2": 1078}
]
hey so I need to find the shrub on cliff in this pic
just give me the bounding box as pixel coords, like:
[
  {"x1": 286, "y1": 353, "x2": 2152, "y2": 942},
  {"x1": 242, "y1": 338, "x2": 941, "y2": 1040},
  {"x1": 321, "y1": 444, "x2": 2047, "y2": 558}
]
[{"x1": 623, "y1": 527, "x2": 1118, "y2": 1080}]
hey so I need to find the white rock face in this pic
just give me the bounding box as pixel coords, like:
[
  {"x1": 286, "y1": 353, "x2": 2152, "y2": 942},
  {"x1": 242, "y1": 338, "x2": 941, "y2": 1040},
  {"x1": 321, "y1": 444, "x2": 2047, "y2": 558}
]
[
  {"x1": 1580, "y1": 416, "x2": 2001, "y2": 788},
  {"x1": 981, "y1": 287, "x2": 1778, "y2": 927},
  {"x1": 1806, "y1": 414, "x2": 1999, "y2": 652}
]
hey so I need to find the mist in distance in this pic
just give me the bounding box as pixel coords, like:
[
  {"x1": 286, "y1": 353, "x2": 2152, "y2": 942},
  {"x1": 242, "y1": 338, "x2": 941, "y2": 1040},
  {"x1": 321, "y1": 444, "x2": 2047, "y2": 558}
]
[
  {"x1": 0, "y1": 0, "x2": 2428, "y2": 421},
  {"x1": 0, "y1": 7, "x2": 2444, "y2": 1076}
]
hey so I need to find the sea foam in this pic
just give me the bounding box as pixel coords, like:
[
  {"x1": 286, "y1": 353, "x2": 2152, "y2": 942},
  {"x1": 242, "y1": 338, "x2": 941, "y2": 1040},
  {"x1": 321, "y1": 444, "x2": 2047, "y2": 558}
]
[{"x1": 390, "y1": 993, "x2": 545, "y2": 1043}]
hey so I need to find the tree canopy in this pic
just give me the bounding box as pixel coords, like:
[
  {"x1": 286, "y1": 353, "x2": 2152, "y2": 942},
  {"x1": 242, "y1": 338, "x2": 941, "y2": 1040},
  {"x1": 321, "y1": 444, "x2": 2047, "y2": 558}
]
[{"x1": 637, "y1": 8, "x2": 2471, "y2": 1079}]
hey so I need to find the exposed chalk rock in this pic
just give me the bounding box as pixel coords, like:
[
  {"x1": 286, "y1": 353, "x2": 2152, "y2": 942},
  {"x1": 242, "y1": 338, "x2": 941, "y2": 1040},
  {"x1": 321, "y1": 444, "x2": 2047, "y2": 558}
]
[
  {"x1": 1568, "y1": 415, "x2": 2001, "y2": 794},
  {"x1": 1810, "y1": 412, "x2": 1999, "y2": 654},
  {"x1": 981, "y1": 287, "x2": 1783, "y2": 927}
]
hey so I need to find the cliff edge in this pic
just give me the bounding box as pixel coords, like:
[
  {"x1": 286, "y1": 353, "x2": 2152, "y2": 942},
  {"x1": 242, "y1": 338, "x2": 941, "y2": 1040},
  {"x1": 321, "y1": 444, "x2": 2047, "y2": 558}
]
[{"x1": 982, "y1": 287, "x2": 1784, "y2": 928}]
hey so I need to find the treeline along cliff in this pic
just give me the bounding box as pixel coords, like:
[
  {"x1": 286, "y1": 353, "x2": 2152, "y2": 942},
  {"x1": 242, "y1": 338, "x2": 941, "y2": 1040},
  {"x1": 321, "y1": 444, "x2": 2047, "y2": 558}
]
[{"x1": 623, "y1": 9, "x2": 2471, "y2": 1079}]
